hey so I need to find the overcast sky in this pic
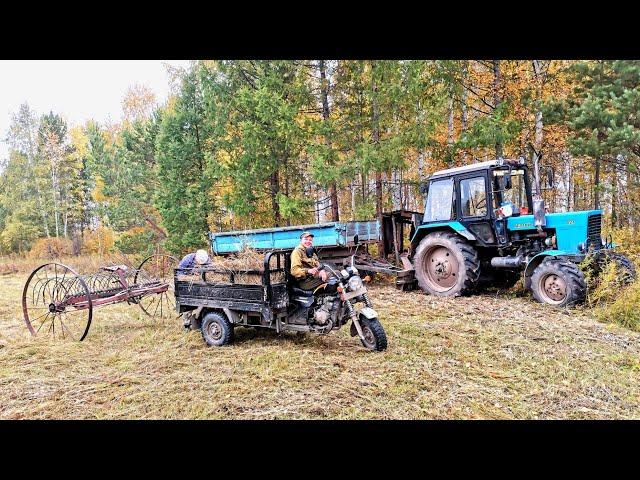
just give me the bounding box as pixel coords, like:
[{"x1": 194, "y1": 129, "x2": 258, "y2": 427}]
[{"x1": 0, "y1": 60, "x2": 193, "y2": 162}]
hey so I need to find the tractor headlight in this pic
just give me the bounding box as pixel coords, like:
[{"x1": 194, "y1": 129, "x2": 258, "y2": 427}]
[
  {"x1": 578, "y1": 241, "x2": 586, "y2": 253},
  {"x1": 348, "y1": 275, "x2": 363, "y2": 291},
  {"x1": 544, "y1": 235, "x2": 557, "y2": 248}
]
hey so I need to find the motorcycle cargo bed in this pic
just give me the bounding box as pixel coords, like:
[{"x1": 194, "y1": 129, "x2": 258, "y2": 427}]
[{"x1": 175, "y1": 280, "x2": 289, "y2": 311}]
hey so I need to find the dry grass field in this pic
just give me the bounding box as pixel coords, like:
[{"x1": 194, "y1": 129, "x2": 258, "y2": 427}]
[{"x1": 1, "y1": 269, "x2": 640, "y2": 419}]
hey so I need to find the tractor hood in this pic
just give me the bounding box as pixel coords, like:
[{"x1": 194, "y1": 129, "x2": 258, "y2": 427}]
[{"x1": 507, "y1": 210, "x2": 602, "y2": 253}]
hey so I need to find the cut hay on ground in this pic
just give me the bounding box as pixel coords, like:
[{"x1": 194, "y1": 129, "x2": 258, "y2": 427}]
[{"x1": 1, "y1": 271, "x2": 640, "y2": 419}]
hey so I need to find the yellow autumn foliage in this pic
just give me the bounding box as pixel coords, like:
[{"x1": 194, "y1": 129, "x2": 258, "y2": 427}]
[
  {"x1": 81, "y1": 226, "x2": 115, "y2": 255},
  {"x1": 28, "y1": 237, "x2": 75, "y2": 259}
]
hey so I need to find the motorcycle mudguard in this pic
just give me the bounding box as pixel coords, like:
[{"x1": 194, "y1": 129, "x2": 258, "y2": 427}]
[
  {"x1": 359, "y1": 307, "x2": 378, "y2": 319},
  {"x1": 350, "y1": 321, "x2": 358, "y2": 337}
]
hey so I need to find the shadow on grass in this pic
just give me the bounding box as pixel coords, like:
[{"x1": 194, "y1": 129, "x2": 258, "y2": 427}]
[{"x1": 188, "y1": 324, "x2": 354, "y2": 352}]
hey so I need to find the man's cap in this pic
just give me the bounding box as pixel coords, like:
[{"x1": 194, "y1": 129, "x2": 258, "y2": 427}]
[
  {"x1": 300, "y1": 231, "x2": 314, "y2": 239},
  {"x1": 195, "y1": 249, "x2": 210, "y2": 265}
]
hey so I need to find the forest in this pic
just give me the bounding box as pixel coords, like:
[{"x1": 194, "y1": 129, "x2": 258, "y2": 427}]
[{"x1": 2, "y1": 60, "x2": 639, "y2": 257}]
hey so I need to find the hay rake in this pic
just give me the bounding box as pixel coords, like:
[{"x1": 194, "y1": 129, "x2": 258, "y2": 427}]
[{"x1": 22, "y1": 254, "x2": 178, "y2": 341}]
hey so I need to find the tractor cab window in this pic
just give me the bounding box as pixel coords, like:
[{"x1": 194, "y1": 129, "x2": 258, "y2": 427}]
[
  {"x1": 493, "y1": 169, "x2": 530, "y2": 215},
  {"x1": 459, "y1": 176, "x2": 487, "y2": 217},
  {"x1": 424, "y1": 178, "x2": 454, "y2": 222}
]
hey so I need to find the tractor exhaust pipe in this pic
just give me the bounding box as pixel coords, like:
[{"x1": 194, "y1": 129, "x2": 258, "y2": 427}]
[
  {"x1": 490, "y1": 256, "x2": 525, "y2": 268},
  {"x1": 529, "y1": 144, "x2": 547, "y2": 231}
]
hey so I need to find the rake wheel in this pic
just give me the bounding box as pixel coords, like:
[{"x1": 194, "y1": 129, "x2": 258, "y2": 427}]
[
  {"x1": 22, "y1": 263, "x2": 93, "y2": 341},
  {"x1": 134, "y1": 254, "x2": 178, "y2": 319}
]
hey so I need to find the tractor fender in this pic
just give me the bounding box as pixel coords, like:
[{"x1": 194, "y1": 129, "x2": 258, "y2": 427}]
[
  {"x1": 410, "y1": 222, "x2": 476, "y2": 251},
  {"x1": 523, "y1": 250, "x2": 570, "y2": 289}
]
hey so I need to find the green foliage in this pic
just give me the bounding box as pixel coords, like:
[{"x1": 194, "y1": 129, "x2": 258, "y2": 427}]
[
  {"x1": 5, "y1": 60, "x2": 640, "y2": 263},
  {"x1": 568, "y1": 61, "x2": 640, "y2": 161},
  {"x1": 276, "y1": 193, "x2": 312, "y2": 223},
  {"x1": 155, "y1": 66, "x2": 216, "y2": 254},
  {"x1": 585, "y1": 260, "x2": 620, "y2": 308},
  {"x1": 353, "y1": 201, "x2": 376, "y2": 221},
  {"x1": 595, "y1": 279, "x2": 640, "y2": 331},
  {"x1": 457, "y1": 102, "x2": 521, "y2": 154},
  {"x1": 201, "y1": 60, "x2": 310, "y2": 227},
  {"x1": 114, "y1": 229, "x2": 157, "y2": 256}
]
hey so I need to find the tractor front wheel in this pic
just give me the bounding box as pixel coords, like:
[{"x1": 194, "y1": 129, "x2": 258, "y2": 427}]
[
  {"x1": 413, "y1": 231, "x2": 480, "y2": 297},
  {"x1": 530, "y1": 259, "x2": 586, "y2": 307},
  {"x1": 594, "y1": 252, "x2": 637, "y2": 286}
]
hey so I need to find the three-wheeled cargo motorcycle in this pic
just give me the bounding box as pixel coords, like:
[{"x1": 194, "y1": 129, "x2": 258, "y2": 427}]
[{"x1": 174, "y1": 248, "x2": 387, "y2": 351}]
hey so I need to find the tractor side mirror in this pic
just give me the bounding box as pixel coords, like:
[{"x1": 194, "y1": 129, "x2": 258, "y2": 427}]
[
  {"x1": 546, "y1": 166, "x2": 554, "y2": 187},
  {"x1": 419, "y1": 183, "x2": 428, "y2": 195},
  {"x1": 353, "y1": 234, "x2": 359, "y2": 245}
]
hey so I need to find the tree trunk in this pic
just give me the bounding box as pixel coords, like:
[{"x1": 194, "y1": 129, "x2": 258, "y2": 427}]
[
  {"x1": 594, "y1": 156, "x2": 601, "y2": 210},
  {"x1": 447, "y1": 95, "x2": 455, "y2": 147},
  {"x1": 461, "y1": 69, "x2": 469, "y2": 164},
  {"x1": 532, "y1": 60, "x2": 548, "y2": 200},
  {"x1": 371, "y1": 61, "x2": 383, "y2": 258},
  {"x1": 566, "y1": 154, "x2": 573, "y2": 212},
  {"x1": 461, "y1": 62, "x2": 469, "y2": 133},
  {"x1": 350, "y1": 181, "x2": 356, "y2": 220},
  {"x1": 611, "y1": 157, "x2": 618, "y2": 227},
  {"x1": 492, "y1": 60, "x2": 503, "y2": 158},
  {"x1": 270, "y1": 170, "x2": 281, "y2": 226},
  {"x1": 318, "y1": 60, "x2": 339, "y2": 221},
  {"x1": 26, "y1": 125, "x2": 50, "y2": 238}
]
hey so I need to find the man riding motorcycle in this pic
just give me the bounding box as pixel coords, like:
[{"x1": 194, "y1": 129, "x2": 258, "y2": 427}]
[{"x1": 290, "y1": 231, "x2": 329, "y2": 291}]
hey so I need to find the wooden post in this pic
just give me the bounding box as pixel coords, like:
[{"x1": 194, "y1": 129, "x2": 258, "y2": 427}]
[{"x1": 391, "y1": 213, "x2": 400, "y2": 265}]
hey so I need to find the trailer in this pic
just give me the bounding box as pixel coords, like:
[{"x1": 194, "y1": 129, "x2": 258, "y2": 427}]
[{"x1": 209, "y1": 214, "x2": 421, "y2": 290}]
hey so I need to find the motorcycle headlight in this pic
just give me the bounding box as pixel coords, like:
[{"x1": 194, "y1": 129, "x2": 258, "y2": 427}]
[
  {"x1": 348, "y1": 275, "x2": 363, "y2": 291},
  {"x1": 340, "y1": 269, "x2": 349, "y2": 279}
]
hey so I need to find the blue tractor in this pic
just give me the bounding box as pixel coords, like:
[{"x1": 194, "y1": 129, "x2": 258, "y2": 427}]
[{"x1": 410, "y1": 158, "x2": 636, "y2": 307}]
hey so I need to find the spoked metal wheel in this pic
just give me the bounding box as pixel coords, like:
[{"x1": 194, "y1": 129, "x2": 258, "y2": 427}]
[
  {"x1": 134, "y1": 254, "x2": 178, "y2": 319},
  {"x1": 424, "y1": 246, "x2": 459, "y2": 293},
  {"x1": 22, "y1": 263, "x2": 93, "y2": 341}
]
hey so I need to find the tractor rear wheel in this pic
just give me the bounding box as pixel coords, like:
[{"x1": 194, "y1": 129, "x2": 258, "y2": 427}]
[
  {"x1": 413, "y1": 231, "x2": 480, "y2": 297},
  {"x1": 530, "y1": 259, "x2": 586, "y2": 307}
]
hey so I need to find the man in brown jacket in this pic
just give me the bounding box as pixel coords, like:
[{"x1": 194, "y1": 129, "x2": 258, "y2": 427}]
[{"x1": 290, "y1": 232, "x2": 328, "y2": 290}]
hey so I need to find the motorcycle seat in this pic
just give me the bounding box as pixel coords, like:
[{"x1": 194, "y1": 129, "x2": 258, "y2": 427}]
[{"x1": 291, "y1": 286, "x2": 314, "y2": 297}]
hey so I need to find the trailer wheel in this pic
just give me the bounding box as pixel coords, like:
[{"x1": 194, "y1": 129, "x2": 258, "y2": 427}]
[
  {"x1": 530, "y1": 259, "x2": 586, "y2": 307},
  {"x1": 413, "y1": 231, "x2": 480, "y2": 296},
  {"x1": 201, "y1": 312, "x2": 234, "y2": 346}
]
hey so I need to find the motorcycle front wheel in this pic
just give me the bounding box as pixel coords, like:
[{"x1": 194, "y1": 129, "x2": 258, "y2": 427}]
[{"x1": 359, "y1": 318, "x2": 387, "y2": 351}]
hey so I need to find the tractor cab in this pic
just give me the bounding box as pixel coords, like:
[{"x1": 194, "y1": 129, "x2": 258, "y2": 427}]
[{"x1": 421, "y1": 158, "x2": 533, "y2": 247}]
